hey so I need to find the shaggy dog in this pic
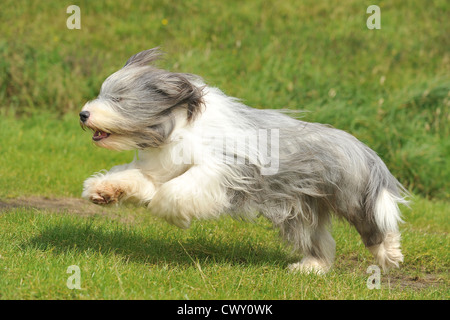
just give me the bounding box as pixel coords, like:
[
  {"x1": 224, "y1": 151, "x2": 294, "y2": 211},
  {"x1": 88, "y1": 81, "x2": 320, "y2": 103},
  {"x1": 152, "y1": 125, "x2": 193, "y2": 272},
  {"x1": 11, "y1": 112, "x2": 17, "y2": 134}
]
[{"x1": 80, "y1": 48, "x2": 408, "y2": 274}]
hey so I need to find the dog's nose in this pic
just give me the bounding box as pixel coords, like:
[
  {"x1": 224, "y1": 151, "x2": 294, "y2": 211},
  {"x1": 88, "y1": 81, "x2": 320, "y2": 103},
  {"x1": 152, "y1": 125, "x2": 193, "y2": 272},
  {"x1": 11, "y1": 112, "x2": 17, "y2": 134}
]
[{"x1": 79, "y1": 111, "x2": 90, "y2": 122}]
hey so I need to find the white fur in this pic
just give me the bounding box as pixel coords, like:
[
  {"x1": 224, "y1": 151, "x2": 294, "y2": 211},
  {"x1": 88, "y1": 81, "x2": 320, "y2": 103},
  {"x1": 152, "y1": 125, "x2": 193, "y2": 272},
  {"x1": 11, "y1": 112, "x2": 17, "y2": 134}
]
[
  {"x1": 288, "y1": 257, "x2": 330, "y2": 275},
  {"x1": 368, "y1": 232, "x2": 404, "y2": 271},
  {"x1": 374, "y1": 188, "x2": 406, "y2": 233}
]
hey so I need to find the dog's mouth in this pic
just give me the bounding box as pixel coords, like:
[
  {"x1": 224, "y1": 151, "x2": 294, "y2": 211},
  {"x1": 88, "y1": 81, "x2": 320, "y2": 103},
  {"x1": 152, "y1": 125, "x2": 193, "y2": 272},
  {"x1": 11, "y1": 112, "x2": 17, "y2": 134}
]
[
  {"x1": 92, "y1": 130, "x2": 111, "y2": 141},
  {"x1": 80, "y1": 122, "x2": 111, "y2": 142}
]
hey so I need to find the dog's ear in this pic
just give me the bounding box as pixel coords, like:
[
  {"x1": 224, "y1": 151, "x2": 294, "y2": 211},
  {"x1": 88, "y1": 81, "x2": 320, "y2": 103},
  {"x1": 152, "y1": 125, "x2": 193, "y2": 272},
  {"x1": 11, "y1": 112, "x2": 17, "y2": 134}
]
[
  {"x1": 123, "y1": 47, "x2": 164, "y2": 68},
  {"x1": 157, "y1": 73, "x2": 204, "y2": 121}
]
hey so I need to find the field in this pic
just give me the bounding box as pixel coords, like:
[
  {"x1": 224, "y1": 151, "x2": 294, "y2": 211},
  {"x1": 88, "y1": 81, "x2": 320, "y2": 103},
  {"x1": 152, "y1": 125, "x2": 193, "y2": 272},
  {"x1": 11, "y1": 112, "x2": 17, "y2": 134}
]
[{"x1": 0, "y1": 0, "x2": 448, "y2": 300}]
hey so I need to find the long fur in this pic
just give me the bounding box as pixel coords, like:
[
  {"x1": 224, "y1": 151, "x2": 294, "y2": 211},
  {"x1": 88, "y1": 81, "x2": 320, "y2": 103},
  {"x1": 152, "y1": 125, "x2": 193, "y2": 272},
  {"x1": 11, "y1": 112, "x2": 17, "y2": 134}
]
[{"x1": 80, "y1": 48, "x2": 409, "y2": 273}]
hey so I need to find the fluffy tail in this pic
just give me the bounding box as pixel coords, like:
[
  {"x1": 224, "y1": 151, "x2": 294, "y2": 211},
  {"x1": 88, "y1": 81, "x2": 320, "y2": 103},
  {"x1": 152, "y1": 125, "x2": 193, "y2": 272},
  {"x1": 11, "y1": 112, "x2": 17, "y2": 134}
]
[
  {"x1": 374, "y1": 188, "x2": 407, "y2": 234},
  {"x1": 365, "y1": 157, "x2": 409, "y2": 271},
  {"x1": 369, "y1": 187, "x2": 409, "y2": 270}
]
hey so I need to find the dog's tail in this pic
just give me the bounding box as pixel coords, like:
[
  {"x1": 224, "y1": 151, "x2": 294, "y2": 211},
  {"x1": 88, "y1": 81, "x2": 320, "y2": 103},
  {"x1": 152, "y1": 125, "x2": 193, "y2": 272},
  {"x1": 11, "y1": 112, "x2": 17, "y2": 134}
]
[
  {"x1": 373, "y1": 188, "x2": 407, "y2": 235},
  {"x1": 365, "y1": 158, "x2": 409, "y2": 270}
]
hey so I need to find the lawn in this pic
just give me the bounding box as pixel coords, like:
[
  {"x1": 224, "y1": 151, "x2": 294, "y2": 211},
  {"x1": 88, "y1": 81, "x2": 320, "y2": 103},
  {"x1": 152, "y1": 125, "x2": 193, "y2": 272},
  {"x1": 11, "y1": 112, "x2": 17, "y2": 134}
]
[{"x1": 0, "y1": 0, "x2": 448, "y2": 300}]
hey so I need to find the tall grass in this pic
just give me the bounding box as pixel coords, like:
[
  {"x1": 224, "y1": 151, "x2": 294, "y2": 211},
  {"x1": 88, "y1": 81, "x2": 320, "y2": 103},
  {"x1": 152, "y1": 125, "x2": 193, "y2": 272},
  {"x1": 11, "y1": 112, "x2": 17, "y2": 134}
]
[{"x1": 0, "y1": 0, "x2": 448, "y2": 198}]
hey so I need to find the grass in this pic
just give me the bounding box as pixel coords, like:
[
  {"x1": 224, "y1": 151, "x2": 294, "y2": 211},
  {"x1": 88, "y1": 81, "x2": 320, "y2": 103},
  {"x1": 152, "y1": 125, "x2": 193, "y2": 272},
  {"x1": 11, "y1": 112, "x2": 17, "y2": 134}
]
[
  {"x1": 0, "y1": 0, "x2": 448, "y2": 299},
  {"x1": 0, "y1": 113, "x2": 130, "y2": 198},
  {"x1": 1, "y1": 0, "x2": 449, "y2": 198},
  {"x1": 0, "y1": 202, "x2": 448, "y2": 300}
]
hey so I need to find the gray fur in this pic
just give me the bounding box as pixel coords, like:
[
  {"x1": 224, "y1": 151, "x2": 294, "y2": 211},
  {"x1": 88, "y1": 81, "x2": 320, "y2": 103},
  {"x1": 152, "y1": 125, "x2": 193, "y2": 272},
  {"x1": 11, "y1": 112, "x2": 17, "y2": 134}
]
[{"x1": 221, "y1": 103, "x2": 408, "y2": 258}]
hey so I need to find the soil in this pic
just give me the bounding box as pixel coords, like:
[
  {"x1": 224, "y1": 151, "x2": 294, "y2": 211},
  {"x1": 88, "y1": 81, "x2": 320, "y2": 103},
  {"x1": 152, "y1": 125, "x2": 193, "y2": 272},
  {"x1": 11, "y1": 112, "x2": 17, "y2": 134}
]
[{"x1": 0, "y1": 196, "x2": 109, "y2": 216}]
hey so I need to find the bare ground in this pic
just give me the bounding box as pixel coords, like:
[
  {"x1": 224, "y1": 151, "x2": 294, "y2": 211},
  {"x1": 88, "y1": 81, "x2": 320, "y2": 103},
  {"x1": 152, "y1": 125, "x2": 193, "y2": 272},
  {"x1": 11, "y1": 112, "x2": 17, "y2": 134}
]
[{"x1": 0, "y1": 196, "x2": 108, "y2": 216}]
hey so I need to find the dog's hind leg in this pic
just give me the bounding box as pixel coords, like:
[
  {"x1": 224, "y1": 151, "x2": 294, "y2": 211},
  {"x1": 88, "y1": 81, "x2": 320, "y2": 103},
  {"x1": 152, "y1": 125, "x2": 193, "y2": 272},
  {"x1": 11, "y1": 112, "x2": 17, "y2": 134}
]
[
  {"x1": 352, "y1": 188, "x2": 404, "y2": 271},
  {"x1": 352, "y1": 217, "x2": 403, "y2": 272},
  {"x1": 280, "y1": 202, "x2": 335, "y2": 274}
]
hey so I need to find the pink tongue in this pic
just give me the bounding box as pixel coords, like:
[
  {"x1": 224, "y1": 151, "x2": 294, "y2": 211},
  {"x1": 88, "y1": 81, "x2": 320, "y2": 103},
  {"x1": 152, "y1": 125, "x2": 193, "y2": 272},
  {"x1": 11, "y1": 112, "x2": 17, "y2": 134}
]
[{"x1": 93, "y1": 131, "x2": 109, "y2": 141}]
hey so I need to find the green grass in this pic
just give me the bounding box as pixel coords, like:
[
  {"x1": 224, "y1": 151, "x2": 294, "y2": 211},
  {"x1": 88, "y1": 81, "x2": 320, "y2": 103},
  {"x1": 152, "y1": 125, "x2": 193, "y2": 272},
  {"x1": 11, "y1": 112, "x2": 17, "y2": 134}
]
[
  {"x1": 0, "y1": 114, "x2": 131, "y2": 198},
  {"x1": 1, "y1": 0, "x2": 449, "y2": 198},
  {"x1": 0, "y1": 199, "x2": 448, "y2": 299},
  {"x1": 0, "y1": 0, "x2": 449, "y2": 299}
]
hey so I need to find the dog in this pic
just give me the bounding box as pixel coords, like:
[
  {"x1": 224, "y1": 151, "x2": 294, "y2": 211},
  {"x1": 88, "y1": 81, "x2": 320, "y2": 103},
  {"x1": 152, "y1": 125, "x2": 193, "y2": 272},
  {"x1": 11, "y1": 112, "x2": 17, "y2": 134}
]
[{"x1": 80, "y1": 48, "x2": 408, "y2": 274}]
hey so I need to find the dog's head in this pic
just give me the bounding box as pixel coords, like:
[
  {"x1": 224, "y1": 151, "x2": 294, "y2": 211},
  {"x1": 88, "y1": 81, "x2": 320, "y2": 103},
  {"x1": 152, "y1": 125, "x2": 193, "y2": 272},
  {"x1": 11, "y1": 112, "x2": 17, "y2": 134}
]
[{"x1": 79, "y1": 48, "x2": 204, "y2": 150}]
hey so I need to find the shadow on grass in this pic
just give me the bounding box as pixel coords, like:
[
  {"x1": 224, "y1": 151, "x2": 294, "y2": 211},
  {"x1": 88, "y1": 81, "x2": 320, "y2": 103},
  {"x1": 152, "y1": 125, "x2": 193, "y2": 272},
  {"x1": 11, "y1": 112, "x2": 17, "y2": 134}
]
[{"x1": 22, "y1": 222, "x2": 290, "y2": 268}]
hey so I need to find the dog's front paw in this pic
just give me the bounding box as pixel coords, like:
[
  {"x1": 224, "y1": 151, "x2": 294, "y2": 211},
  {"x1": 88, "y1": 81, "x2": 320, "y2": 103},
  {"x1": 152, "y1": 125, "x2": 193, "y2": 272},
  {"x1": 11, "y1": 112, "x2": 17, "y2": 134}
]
[
  {"x1": 83, "y1": 178, "x2": 124, "y2": 205},
  {"x1": 90, "y1": 185, "x2": 124, "y2": 205}
]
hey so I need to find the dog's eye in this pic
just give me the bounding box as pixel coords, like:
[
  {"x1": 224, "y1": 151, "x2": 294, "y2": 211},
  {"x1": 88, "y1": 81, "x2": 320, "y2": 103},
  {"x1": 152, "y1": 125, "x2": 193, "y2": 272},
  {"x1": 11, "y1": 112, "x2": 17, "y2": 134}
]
[{"x1": 111, "y1": 97, "x2": 122, "y2": 103}]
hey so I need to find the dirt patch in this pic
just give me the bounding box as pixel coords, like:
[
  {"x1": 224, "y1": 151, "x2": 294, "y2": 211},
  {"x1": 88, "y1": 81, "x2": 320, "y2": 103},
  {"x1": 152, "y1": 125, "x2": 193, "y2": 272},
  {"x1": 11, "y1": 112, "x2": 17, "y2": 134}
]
[
  {"x1": 0, "y1": 196, "x2": 110, "y2": 216},
  {"x1": 385, "y1": 273, "x2": 446, "y2": 291}
]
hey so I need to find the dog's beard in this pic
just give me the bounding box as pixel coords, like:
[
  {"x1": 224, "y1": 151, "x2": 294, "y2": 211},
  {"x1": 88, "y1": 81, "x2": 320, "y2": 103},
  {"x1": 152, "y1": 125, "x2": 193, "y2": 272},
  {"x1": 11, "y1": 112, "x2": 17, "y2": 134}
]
[
  {"x1": 92, "y1": 134, "x2": 136, "y2": 151},
  {"x1": 80, "y1": 124, "x2": 134, "y2": 151}
]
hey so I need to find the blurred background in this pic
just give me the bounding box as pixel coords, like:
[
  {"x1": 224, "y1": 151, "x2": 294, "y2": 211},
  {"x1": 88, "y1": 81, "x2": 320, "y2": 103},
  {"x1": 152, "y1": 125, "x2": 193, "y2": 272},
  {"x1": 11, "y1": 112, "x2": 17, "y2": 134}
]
[{"x1": 0, "y1": 0, "x2": 448, "y2": 200}]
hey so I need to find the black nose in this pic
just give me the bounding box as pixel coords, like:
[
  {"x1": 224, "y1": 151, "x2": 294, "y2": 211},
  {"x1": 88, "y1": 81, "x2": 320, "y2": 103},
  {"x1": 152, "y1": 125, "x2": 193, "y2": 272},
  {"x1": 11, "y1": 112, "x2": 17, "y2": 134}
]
[{"x1": 79, "y1": 111, "x2": 90, "y2": 122}]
